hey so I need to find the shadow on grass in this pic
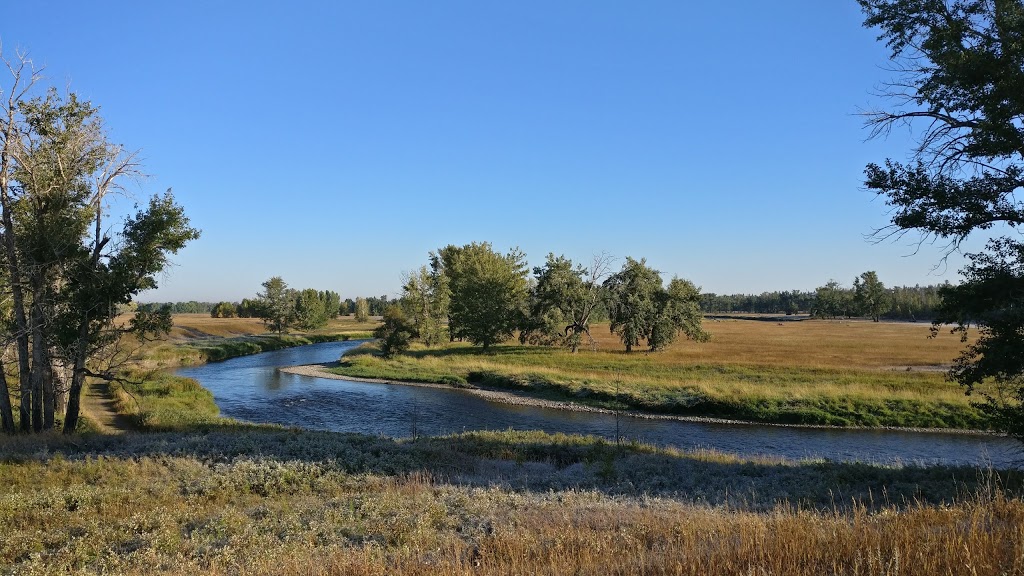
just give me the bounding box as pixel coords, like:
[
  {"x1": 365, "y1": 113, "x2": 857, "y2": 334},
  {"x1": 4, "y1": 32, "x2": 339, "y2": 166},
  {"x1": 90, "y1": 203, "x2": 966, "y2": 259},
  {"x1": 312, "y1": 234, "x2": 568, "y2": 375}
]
[{"x1": 2, "y1": 422, "x2": 1020, "y2": 512}]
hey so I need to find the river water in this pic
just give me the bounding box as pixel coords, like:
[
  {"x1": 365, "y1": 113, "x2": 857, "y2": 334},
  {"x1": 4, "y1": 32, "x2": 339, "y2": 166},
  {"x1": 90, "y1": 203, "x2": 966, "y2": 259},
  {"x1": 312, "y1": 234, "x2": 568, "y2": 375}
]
[{"x1": 176, "y1": 340, "x2": 1022, "y2": 468}]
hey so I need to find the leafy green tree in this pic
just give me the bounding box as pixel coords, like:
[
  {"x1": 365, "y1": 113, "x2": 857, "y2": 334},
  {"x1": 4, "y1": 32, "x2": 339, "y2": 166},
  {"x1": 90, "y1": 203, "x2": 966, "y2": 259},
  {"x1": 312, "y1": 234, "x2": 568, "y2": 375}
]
[
  {"x1": 812, "y1": 280, "x2": 846, "y2": 319},
  {"x1": 211, "y1": 302, "x2": 237, "y2": 318},
  {"x1": 605, "y1": 258, "x2": 708, "y2": 352},
  {"x1": 441, "y1": 242, "x2": 529, "y2": 349},
  {"x1": 648, "y1": 277, "x2": 709, "y2": 351},
  {"x1": 523, "y1": 253, "x2": 611, "y2": 352},
  {"x1": 859, "y1": 1, "x2": 1024, "y2": 440},
  {"x1": 0, "y1": 55, "x2": 200, "y2": 433},
  {"x1": 294, "y1": 288, "x2": 329, "y2": 330},
  {"x1": 401, "y1": 265, "x2": 449, "y2": 347},
  {"x1": 374, "y1": 305, "x2": 417, "y2": 358},
  {"x1": 354, "y1": 297, "x2": 370, "y2": 323},
  {"x1": 854, "y1": 271, "x2": 890, "y2": 322},
  {"x1": 604, "y1": 258, "x2": 661, "y2": 352},
  {"x1": 257, "y1": 277, "x2": 294, "y2": 334}
]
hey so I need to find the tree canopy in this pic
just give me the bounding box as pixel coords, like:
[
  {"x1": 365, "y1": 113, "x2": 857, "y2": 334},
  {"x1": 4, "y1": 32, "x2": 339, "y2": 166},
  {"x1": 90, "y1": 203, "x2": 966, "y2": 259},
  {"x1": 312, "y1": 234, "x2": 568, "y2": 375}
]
[
  {"x1": 860, "y1": 0, "x2": 1024, "y2": 440},
  {"x1": 604, "y1": 258, "x2": 708, "y2": 352},
  {"x1": 0, "y1": 52, "x2": 200, "y2": 433},
  {"x1": 437, "y1": 242, "x2": 529, "y2": 349}
]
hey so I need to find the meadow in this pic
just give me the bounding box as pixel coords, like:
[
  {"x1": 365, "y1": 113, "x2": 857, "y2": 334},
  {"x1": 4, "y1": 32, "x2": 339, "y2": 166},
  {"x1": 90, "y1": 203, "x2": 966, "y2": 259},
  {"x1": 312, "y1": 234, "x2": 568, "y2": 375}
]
[
  {"x1": 3, "y1": 314, "x2": 1023, "y2": 575},
  {"x1": 332, "y1": 319, "x2": 987, "y2": 429}
]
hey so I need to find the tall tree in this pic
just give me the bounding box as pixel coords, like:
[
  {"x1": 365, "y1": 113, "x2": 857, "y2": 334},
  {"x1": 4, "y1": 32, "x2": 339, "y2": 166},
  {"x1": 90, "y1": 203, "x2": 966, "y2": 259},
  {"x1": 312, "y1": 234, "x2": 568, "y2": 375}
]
[
  {"x1": 605, "y1": 258, "x2": 708, "y2": 352},
  {"x1": 812, "y1": 280, "x2": 849, "y2": 319},
  {"x1": 853, "y1": 271, "x2": 890, "y2": 322},
  {"x1": 859, "y1": 1, "x2": 1024, "y2": 439},
  {"x1": 401, "y1": 265, "x2": 449, "y2": 347},
  {"x1": 354, "y1": 297, "x2": 370, "y2": 323},
  {"x1": 523, "y1": 253, "x2": 611, "y2": 352},
  {"x1": 294, "y1": 288, "x2": 329, "y2": 330},
  {"x1": 257, "y1": 276, "x2": 294, "y2": 334},
  {"x1": 0, "y1": 51, "x2": 200, "y2": 433},
  {"x1": 648, "y1": 277, "x2": 709, "y2": 351},
  {"x1": 441, "y1": 242, "x2": 529, "y2": 349}
]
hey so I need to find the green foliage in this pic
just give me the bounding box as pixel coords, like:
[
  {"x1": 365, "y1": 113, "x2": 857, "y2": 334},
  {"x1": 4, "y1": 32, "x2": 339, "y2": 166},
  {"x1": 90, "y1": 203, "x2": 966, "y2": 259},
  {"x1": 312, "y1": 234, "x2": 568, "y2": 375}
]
[
  {"x1": 256, "y1": 276, "x2": 294, "y2": 334},
  {"x1": 374, "y1": 305, "x2": 417, "y2": 358},
  {"x1": 293, "y1": 288, "x2": 329, "y2": 330},
  {"x1": 853, "y1": 271, "x2": 890, "y2": 322},
  {"x1": 811, "y1": 280, "x2": 849, "y2": 319},
  {"x1": 0, "y1": 80, "x2": 199, "y2": 434},
  {"x1": 210, "y1": 302, "x2": 237, "y2": 318},
  {"x1": 522, "y1": 253, "x2": 609, "y2": 352},
  {"x1": 604, "y1": 257, "x2": 661, "y2": 352},
  {"x1": 605, "y1": 258, "x2": 708, "y2": 352},
  {"x1": 354, "y1": 297, "x2": 370, "y2": 323},
  {"x1": 436, "y1": 242, "x2": 529, "y2": 349},
  {"x1": 401, "y1": 266, "x2": 449, "y2": 347},
  {"x1": 859, "y1": 0, "x2": 1024, "y2": 441},
  {"x1": 649, "y1": 277, "x2": 709, "y2": 351}
]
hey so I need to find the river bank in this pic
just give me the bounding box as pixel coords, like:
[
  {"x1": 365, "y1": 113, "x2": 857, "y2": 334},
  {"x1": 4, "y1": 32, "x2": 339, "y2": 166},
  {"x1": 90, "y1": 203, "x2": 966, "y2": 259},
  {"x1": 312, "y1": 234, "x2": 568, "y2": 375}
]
[{"x1": 282, "y1": 362, "x2": 998, "y2": 436}]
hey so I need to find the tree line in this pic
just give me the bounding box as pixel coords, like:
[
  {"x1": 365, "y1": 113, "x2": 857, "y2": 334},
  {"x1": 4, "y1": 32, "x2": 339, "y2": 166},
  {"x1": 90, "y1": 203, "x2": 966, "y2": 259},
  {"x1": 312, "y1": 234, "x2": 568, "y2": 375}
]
[
  {"x1": 701, "y1": 274, "x2": 948, "y2": 321},
  {"x1": 374, "y1": 242, "x2": 708, "y2": 357}
]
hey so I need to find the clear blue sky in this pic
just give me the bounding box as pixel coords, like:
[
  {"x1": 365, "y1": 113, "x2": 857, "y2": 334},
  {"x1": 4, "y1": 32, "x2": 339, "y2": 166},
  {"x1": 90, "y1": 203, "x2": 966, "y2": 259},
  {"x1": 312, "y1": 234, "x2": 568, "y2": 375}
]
[{"x1": 2, "y1": 1, "x2": 983, "y2": 302}]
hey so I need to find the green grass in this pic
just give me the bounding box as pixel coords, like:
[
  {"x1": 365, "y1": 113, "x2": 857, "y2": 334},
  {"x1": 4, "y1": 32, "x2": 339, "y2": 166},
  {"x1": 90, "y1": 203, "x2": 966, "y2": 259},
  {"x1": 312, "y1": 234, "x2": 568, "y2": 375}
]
[{"x1": 330, "y1": 341, "x2": 989, "y2": 429}]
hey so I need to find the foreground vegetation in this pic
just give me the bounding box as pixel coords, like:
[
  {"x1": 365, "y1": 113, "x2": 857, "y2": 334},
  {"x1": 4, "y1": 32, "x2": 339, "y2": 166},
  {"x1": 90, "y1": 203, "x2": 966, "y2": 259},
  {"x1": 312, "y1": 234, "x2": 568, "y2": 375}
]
[
  {"x1": 333, "y1": 320, "x2": 990, "y2": 429},
  {"x1": 1, "y1": 313, "x2": 1022, "y2": 574},
  {"x1": 2, "y1": 427, "x2": 1023, "y2": 575}
]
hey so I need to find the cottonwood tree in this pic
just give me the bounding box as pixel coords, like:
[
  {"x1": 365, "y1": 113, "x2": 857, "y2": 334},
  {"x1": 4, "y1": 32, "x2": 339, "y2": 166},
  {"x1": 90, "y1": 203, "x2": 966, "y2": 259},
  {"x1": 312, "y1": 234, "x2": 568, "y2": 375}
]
[
  {"x1": 353, "y1": 297, "x2": 370, "y2": 323},
  {"x1": 436, "y1": 242, "x2": 529, "y2": 349},
  {"x1": 522, "y1": 253, "x2": 611, "y2": 352},
  {"x1": 0, "y1": 50, "x2": 200, "y2": 433},
  {"x1": 811, "y1": 280, "x2": 850, "y2": 319},
  {"x1": 859, "y1": 1, "x2": 1024, "y2": 440},
  {"x1": 374, "y1": 304, "x2": 417, "y2": 358},
  {"x1": 604, "y1": 257, "x2": 708, "y2": 352},
  {"x1": 257, "y1": 276, "x2": 294, "y2": 334},
  {"x1": 293, "y1": 288, "x2": 328, "y2": 330},
  {"x1": 401, "y1": 265, "x2": 449, "y2": 347},
  {"x1": 853, "y1": 271, "x2": 890, "y2": 322}
]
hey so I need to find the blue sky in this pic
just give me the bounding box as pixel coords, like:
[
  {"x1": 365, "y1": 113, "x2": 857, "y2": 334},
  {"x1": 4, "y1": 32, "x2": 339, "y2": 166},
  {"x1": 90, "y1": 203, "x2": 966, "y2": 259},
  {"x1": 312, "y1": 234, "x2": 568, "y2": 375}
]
[{"x1": 1, "y1": 1, "x2": 984, "y2": 301}]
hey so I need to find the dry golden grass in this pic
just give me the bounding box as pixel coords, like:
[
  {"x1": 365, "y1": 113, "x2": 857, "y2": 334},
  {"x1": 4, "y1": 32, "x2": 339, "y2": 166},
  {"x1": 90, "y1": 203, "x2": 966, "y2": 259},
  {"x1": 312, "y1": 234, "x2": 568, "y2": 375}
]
[
  {"x1": 587, "y1": 318, "x2": 968, "y2": 370},
  {"x1": 166, "y1": 314, "x2": 380, "y2": 340}
]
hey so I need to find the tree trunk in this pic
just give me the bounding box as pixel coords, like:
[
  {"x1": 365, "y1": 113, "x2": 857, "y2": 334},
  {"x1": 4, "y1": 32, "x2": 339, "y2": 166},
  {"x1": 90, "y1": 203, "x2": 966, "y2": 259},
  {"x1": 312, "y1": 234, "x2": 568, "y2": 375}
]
[
  {"x1": 0, "y1": 358, "x2": 14, "y2": 434},
  {"x1": 62, "y1": 320, "x2": 91, "y2": 435},
  {"x1": 42, "y1": 357, "x2": 55, "y2": 430},
  {"x1": 2, "y1": 91, "x2": 33, "y2": 433},
  {"x1": 30, "y1": 282, "x2": 47, "y2": 431}
]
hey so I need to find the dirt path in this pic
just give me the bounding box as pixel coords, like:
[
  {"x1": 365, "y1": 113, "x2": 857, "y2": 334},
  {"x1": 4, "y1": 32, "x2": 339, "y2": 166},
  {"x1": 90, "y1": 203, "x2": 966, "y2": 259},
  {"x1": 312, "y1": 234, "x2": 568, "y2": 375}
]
[{"x1": 80, "y1": 381, "x2": 137, "y2": 433}]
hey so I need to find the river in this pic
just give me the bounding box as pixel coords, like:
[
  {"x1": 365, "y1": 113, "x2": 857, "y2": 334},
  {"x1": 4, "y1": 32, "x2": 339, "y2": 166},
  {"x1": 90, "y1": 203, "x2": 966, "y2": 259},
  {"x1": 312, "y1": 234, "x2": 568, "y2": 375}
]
[{"x1": 175, "y1": 340, "x2": 1022, "y2": 468}]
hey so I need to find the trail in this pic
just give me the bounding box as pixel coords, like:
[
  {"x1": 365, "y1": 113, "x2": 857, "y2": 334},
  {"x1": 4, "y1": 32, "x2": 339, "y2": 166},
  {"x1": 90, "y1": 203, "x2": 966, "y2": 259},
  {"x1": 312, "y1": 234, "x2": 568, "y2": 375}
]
[{"x1": 80, "y1": 381, "x2": 138, "y2": 433}]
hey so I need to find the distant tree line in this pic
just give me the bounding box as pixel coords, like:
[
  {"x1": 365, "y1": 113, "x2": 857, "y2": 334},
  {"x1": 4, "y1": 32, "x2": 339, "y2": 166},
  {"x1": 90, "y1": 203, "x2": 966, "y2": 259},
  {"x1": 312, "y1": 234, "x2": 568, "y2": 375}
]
[
  {"x1": 375, "y1": 242, "x2": 708, "y2": 357},
  {"x1": 700, "y1": 273, "x2": 947, "y2": 321}
]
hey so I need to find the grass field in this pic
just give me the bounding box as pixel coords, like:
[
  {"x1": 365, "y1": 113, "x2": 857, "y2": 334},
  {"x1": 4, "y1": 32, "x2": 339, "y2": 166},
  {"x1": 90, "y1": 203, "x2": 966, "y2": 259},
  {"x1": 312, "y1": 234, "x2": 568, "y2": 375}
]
[{"x1": 331, "y1": 319, "x2": 989, "y2": 429}]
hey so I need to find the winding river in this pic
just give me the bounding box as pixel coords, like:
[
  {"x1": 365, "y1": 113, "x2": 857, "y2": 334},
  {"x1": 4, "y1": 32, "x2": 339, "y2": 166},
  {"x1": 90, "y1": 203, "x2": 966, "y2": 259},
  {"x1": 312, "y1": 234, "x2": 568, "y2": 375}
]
[{"x1": 176, "y1": 340, "x2": 1022, "y2": 468}]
